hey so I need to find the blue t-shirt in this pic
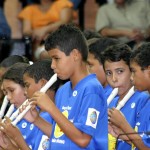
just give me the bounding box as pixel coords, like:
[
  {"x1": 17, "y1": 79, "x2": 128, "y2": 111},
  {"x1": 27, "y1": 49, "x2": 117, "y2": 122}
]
[
  {"x1": 135, "y1": 97, "x2": 150, "y2": 149},
  {"x1": 109, "y1": 90, "x2": 149, "y2": 150},
  {"x1": 49, "y1": 74, "x2": 108, "y2": 150},
  {"x1": 17, "y1": 111, "x2": 52, "y2": 150}
]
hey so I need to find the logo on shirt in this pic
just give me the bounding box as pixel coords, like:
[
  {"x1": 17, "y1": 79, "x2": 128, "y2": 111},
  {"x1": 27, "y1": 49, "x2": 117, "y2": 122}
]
[
  {"x1": 131, "y1": 102, "x2": 136, "y2": 108},
  {"x1": 86, "y1": 108, "x2": 100, "y2": 129},
  {"x1": 54, "y1": 110, "x2": 68, "y2": 138},
  {"x1": 22, "y1": 122, "x2": 27, "y2": 128},
  {"x1": 38, "y1": 135, "x2": 50, "y2": 150},
  {"x1": 42, "y1": 138, "x2": 50, "y2": 150},
  {"x1": 30, "y1": 124, "x2": 34, "y2": 130},
  {"x1": 136, "y1": 122, "x2": 140, "y2": 126},
  {"x1": 73, "y1": 90, "x2": 77, "y2": 97}
]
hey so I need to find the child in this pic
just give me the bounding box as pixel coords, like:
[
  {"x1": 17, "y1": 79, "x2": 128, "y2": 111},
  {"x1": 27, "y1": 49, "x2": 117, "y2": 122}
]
[
  {"x1": 101, "y1": 43, "x2": 149, "y2": 150},
  {"x1": 0, "y1": 55, "x2": 29, "y2": 79},
  {"x1": 0, "y1": 55, "x2": 30, "y2": 106},
  {"x1": 108, "y1": 42, "x2": 150, "y2": 149},
  {"x1": 0, "y1": 60, "x2": 59, "y2": 150},
  {"x1": 30, "y1": 24, "x2": 108, "y2": 149},
  {"x1": 0, "y1": 62, "x2": 30, "y2": 149},
  {"x1": 87, "y1": 37, "x2": 120, "y2": 99}
]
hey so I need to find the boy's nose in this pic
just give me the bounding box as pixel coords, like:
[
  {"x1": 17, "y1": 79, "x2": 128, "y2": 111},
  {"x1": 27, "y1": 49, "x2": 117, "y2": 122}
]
[
  {"x1": 51, "y1": 61, "x2": 56, "y2": 70},
  {"x1": 6, "y1": 95, "x2": 12, "y2": 103},
  {"x1": 112, "y1": 74, "x2": 117, "y2": 83},
  {"x1": 130, "y1": 73, "x2": 133, "y2": 81}
]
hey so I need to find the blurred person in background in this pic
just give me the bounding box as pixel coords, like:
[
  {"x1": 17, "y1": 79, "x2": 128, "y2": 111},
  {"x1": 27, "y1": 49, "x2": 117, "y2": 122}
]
[
  {"x1": 95, "y1": 0, "x2": 150, "y2": 49},
  {"x1": 18, "y1": 0, "x2": 73, "y2": 60}
]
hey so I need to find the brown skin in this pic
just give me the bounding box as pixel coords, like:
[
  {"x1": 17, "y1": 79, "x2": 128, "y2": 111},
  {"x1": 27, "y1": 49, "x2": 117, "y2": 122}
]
[
  {"x1": 104, "y1": 60, "x2": 132, "y2": 100},
  {"x1": 87, "y1": 53, "x2": 108, "y2": 87},
  {"x1": 108, "y1": 61, "x2": 150, "y2": 150},
  {"x1": 0, "y1": 117, "x2": 30, "y2": 150},
  {"x1": 100, "y1": 0, "x2": 145, "y2": 44},
  {"x1": 30, "y1": 48, "x2": 92, "y2": 148}
]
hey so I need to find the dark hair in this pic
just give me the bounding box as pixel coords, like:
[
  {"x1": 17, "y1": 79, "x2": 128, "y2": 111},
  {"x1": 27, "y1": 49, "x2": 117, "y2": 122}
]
[
  {"x1": 24, "y1": 59, "x2": 61, "y2": 92},
  {"x1": 88, "y1": 37, "x2": 120, "y2": 63},
  {"x1": 2, "y1": 63, "x2": 30, "y2": 87},
  {"x1": 83, "y1": 29, "x2": 101, "y2": 40},
  {"x1": 130, "y1": 42, "x2": 150, "y2": 70},
  {"x1": 45, "y1": 24, "x2": 88, "y2": 62},
  {"x1": 0, "y1": 55, "x2": 29, "y2": 68},
  {"x1": 101, "y1": 43, "x2": 132, "y2": 67}
]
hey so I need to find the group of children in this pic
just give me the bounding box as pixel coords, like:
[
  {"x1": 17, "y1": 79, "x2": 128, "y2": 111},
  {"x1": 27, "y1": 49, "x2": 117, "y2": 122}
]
[{"x1": 0, "y1": 24, "x2": 149, "y2": 150}]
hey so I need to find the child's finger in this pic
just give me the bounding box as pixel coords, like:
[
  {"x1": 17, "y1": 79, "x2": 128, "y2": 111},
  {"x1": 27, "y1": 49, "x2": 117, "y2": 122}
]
[{"x1": 4, "y1": 117, "x2": 11, "y2": 123}]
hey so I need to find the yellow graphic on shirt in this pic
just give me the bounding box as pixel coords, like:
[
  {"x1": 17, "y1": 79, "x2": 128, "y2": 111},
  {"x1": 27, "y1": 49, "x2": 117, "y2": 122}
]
[
  {"x1": 108, "y1": 133, "x2": 116, "y2": 150},
  {"x1": 54, "y1": 110, "x2": 68, "y2": 138},
  {"x1": 131, "y1": 126, "x2": 138, "y2": 150}
]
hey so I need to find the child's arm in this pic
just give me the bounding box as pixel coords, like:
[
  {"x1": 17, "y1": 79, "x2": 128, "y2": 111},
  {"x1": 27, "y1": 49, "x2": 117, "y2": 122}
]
[
  {"x1": 30, "y1": 91, "x2": 92, "y2": 148},
  {"x1": 108, "y1": 108, "x2": 150, "y2": 150},
  {"x1": 109, "y1": 123, "x2": 131, "y2": 144},
  {"x1": 0, "y1": 117, "x2": 30, "y2": 150},
  {"x1": 0, "y1": 131, "x2": 18, "y2": 150},
  {"x1": 33, "y1": 115, "x2": 52, "y2": 137},
  {"x1": 21, "y1": 107, "x2": 52, "y2": 137}
]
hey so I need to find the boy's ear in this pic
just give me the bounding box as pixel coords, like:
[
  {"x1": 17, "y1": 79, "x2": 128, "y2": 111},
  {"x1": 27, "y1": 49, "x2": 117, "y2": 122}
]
[
  {"x1": 39, "y1": 78, "x2": 47, "y2": 88},
  {"x1": 71, "y1": 49, "x2": 81, "y2": 61}
]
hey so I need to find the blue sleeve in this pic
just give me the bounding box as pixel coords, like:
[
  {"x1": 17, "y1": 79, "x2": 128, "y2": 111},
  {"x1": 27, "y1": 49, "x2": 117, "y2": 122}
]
[
  {"x1": 74, "y1": 93, "x2": 106, "y2": 137},
  {"x1": 40, "y1": 111, "x2": 53, "y2": 124},
  {"x1": 33, "y1": 112, "x2": 52, "y2": 150}
]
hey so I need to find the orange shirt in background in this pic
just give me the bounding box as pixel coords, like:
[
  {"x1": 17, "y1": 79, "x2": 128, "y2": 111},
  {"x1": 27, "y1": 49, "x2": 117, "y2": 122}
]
[{"x1": 18, "y1": 0, "x2": 73, "y2": 29}]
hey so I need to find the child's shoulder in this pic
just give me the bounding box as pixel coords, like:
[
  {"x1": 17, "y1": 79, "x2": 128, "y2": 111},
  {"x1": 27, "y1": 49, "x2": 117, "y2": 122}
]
[{"x1": 134, "y1": 90, "x2": 149, "y2": 100}]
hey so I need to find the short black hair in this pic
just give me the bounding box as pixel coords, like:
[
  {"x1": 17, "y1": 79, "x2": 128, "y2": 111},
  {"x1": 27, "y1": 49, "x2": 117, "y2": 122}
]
[
  {"x1": 101, "y1": 43, "x2": 132, "y2": 67},
  {"x1": 130, "y1": 42, "x2": 150, "y2": 70},
  {"x1": 45, "y1": 24, "x2": 88, "y2": 62},
  {"x1": 0, "y1": 55, "x2": 29, "y2": 68},
  {"x1": 24, "y1": 59, "x2": 62, "y2": 92},
  {"x1": 2, "y1": 62, "x2": 30, "y2": 87},
  {"x1": 88, "y1": 37, "x2": 120, "y2": 63}
]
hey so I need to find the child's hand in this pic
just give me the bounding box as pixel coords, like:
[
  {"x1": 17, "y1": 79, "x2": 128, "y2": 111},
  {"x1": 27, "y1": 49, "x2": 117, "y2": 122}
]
[
  {"x1": 18, "y1": 100, "x2": 40, "y2": 123},
  {"x1": 29, "y1": 91, "x2": 53, "y2": 113},
  {"x1": 108, "y1": 108, "x2": 126, "y2": 128},
  {"x1": 0, "y1": 132, "x2": 18, "y2": 150},
  {"x1": 0, "y1": 118, "x2": 20, "y2": 149},
  {"x1": 0, "y1": 117, "x2": 21, "y2": 140},
  {"x1": 108, "y1": 123, "x2": 119, "y2": 138},
  {"x1": 24, "y1": 107, "x2": 40, "y2": 123}
]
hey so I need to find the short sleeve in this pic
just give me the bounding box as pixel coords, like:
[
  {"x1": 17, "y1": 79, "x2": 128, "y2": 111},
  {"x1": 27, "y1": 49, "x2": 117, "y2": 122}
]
[
  {"x1": 18, "y1": 5, "x2": 35, "y2": 21},
  {"x1": 74, "y1": 93, "x2": 106, "y2": 137},
  {"x1": 55, "y1": 0, "x2": 73, "y2": 9},
  {"x1": 95, "y1": 5, "x2": 110, "y2": 32}
]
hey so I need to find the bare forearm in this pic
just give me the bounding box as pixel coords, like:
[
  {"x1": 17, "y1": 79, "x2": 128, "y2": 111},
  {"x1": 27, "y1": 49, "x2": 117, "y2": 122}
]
[
  {"x1": 45, "y1": 7, "x2": 72, "y2": 34},
  {"x1": 14, "y1": 135, "x2": 30, "y2": 150},
  {"x1": 120, "y1": 123, "x2": 150, "y2": 150},
  {"x1": 34, "y1": 116, "x2": 52, "y2": 137},
  {"x1": 47, "y1": 103, "x2": 91, "y2": 148},
  {"x1": 100, "y1": 28, "x2": 130, "y2": 38},
  {"x1": 45, "y1": 21, "x2": 64, "y2": 33}
]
